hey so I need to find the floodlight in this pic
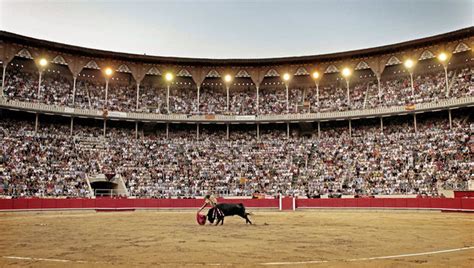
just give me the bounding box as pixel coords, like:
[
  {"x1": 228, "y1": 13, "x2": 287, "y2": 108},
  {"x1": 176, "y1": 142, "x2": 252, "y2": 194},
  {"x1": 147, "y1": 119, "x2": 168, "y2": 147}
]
[
  {"x1": 105, "y1": 68, "x2": 113, "y2": 76},
  {"x1": 438, "y1": 52, "x2": 448, "y2": 62},
  {"x1": 165, "y1": 73, "x2": 174, "y2": 82},
  {"x1": 342, "y1": 68, "x2": 351, "y2": 78},
  {"x1": 404, "y1": 59, "x2": 414, "y2": 69},
  {"x1": 39, "y1": 58, "x2": 48, "y2": 67}
]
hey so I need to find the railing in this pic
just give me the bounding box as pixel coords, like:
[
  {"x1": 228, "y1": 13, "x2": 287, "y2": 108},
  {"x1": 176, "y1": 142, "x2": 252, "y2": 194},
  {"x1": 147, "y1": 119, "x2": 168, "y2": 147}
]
[
  {"x1": 1, "y1": 96, "x2": 473, "y2": 123},
  {"x1": 94, "y1": 189, "x2": 127, "y2": 197}
]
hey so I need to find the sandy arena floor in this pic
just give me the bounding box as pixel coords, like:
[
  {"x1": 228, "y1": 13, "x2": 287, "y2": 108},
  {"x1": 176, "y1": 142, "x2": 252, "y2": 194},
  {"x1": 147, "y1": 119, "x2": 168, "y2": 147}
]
[{"x1": 0, "y1": 209, "x2": 473, "y2": 267}]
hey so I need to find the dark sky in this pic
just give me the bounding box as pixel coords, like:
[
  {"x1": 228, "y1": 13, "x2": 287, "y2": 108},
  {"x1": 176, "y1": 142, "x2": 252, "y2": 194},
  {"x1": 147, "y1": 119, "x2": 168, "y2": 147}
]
[{"x1": 1, "y1": 0, "x2": 472, "y2": 59}]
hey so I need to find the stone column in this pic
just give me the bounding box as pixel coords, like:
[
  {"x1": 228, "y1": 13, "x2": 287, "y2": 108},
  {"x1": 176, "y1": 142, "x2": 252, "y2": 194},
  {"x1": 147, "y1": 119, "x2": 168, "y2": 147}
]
[
  {"x1": 348, "y1": 120, "x2": 352, "y2": 137},
  {"x1": 35, "y1": 113, "x2": 39, "y2": 133},
  {"x1": 70, "y1": 117, "x2": 74, "y2": 136},
  {"x1": 317, "y1": 121, "x2": 321, "y2": 139},
  {"x1": 448, "y1": 110, "x2": 452, "y2": 129},
  {"x1": 1, "y1": 64, "x2": 7, "y2": 97},
  {"x1": 413, "y1": 114, "x2": 417, "y2": 133}
]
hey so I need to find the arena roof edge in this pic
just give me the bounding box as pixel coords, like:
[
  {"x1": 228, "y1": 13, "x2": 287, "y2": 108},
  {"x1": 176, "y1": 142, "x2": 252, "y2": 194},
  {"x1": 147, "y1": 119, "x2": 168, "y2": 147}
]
[{"x1": 0, "y1": 27, "x2": 472, "y2": 66}]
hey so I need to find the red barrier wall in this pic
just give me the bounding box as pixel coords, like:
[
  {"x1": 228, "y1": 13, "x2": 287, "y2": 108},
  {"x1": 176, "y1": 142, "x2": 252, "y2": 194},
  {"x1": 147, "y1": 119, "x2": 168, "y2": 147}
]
[
  {"x1": 281, "y1": 197, "x2": 294, "y2": 210},
  {"x1": 296, "y1": 198, "x2": 474, "y2": 211},
  {"x1": 216, "y1": 198, "x2": 279, "y2": 208},
  {"x1": 0, "y1": 198, "x2": 473, "y2": 211},
  {"x1": 454, "y1": 191, "x2": 474, "y2": 198},
  {"x1": 0, "y1": 198, "x2": 279, "y2": 211}
]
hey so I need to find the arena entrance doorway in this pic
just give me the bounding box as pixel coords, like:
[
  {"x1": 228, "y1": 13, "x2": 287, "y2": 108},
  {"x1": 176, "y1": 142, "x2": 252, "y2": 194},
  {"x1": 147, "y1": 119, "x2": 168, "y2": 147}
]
[{"x1": 89, "y1": 174, "x2": 129, "y2": 197}]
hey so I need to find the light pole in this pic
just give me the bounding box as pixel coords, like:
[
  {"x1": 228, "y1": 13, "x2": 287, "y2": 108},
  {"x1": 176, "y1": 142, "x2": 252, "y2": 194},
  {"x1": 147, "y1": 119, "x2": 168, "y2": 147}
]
[
  {"x1": 342, "y1": 67, "x2": 351, "y2": 106},
  {"x1": 37, "y1": 58, "x2": 48, "y2": 100},
  {"x1": 376, "y1": 74, "x2": 382, "y2": 103},
  {"x1": 404, "y1": 59, "x2": 415, "y2": 98},
  {"x1": 283, "y1": 73, "x2": 291, "y2": 113},
  {"x1": 1, "y1": 63, "x2": 7, "y2": 98},
  {"x1": 196, "y1": 85, "x2": 200, "y2": 113},
  {"x1": 165, "y1": 72, "x2": 173, "y2": 113},
  {"x1": 72, "y1": 76, "x2": 77, "y2": 106},
  {"x1": 312, "y1": 71, "x2": 320, "y2": 110},
  {"x1": 224, "y1": 74, "x2": 232, "y2": 111},
  {"x1": 256, "y1": 85, "x2": 260, "y2": 115},
  {"x1": 438, "y1": 52, "x2": 450, "y2": 97},
  {"x1": 136, "y1": 82, "x2": 140, "y2": 110},
  {"x1": 104, "y1": 67, "x2": 113, "y2": 107}
]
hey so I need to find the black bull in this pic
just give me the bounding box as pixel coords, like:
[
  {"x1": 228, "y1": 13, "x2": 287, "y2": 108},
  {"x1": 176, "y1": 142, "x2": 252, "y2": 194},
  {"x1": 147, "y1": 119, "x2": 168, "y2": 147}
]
[{"x1": 207, "y1": 203, "x2": 252, "y2": 225}]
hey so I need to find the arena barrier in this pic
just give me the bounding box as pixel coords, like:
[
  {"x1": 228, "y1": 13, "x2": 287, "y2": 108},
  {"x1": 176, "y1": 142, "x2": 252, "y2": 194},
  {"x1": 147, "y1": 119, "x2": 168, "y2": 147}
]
[
  {"x1": 295, "y1": 198, "x2": 474, "y2": 211},
  {"x1": 454, "y1": 191, "x2": 474, "y2": 198},
  {"x1": 0, "y1": 197, "x2": 280, "y2": 211},
  {"x1": 0, "y1": 197, "x2": 473, "y2": 212}
]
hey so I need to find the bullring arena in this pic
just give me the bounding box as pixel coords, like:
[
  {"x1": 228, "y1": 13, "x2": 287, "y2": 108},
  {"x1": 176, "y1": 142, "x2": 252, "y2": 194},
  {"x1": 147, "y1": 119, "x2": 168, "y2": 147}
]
[
  {"x1": 0, "y1": 208, "x2": 473, "y2": 267},
  {"x1": 1, "y1": 1, "x2": 474, "y2": 267}
]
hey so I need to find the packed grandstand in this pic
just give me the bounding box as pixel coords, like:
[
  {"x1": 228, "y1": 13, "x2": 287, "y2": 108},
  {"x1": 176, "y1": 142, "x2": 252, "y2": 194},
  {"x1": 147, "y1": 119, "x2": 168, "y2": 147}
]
[{"x1": 0, "y1": 28, "x2": 472, "y2": 199}]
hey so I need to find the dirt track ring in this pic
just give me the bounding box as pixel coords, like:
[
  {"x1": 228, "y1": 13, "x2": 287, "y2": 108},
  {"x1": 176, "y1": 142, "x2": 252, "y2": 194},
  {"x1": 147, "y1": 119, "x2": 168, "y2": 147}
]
[{"x1": 0, "y1": 210, "x2": 472, "y2": 267}]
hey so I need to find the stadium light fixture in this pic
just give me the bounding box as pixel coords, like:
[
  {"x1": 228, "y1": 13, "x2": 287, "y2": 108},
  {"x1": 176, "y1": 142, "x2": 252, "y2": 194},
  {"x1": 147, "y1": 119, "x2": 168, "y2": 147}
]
[
  {"x1": 165, "y1": 73, "x2": 174, "y2": 82},
  {"x1": 404, "y1": 59, "x2": 415, "y2": 96},
  {"x1": 312, "y1": 71, "x2": 320, "y2": 79},
  {"x1": 341, "y1": 68, "x2": 352, "y2": 105},
  {"x1": 342, "y1": 68, "x2": 351, "y2": 78},
  {"x1": 103, "y1": 68, "x2": 113, "y2": 105},
  {"x1": 312, "y1": 71, "x2": 321, "y2": 106},
  {"x1": 165, "y1": 73, "x2": 173, "y2": 113},
  {"x1": 105, "y1": 68, "x2": 113, "y2": 76},
  {"x1": 438, "y1": 52, "x2": 448, "y2": 62},
  {"x1": 437, "y1": 52, "x2": 450, "y2": 97},
  {"x1": 37, "y1": 58, "x2": 48, "y2": 100},
  {"x1": 282, "y1": 73, "x2": 291, "y2": 112},
  {"x1": 224, "y1": 74, "x2": 232, "y2": 111},
  {"x1": 404, "y1": 59, "x2": 414, "y2": 69},
  {"x1": 39, "y1": 58, "x2": 48, "y2": 67}
]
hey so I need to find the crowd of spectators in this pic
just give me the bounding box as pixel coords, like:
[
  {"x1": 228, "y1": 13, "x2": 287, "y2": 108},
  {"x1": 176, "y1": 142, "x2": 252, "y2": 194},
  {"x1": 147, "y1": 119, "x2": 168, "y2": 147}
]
[
  {"x1": 0, "y1": 119, "x2": 90, "y2": 197},
  {"x1": 1, "y1": 113, "x2": 472, "y2": 198},
  {"x1": 3, "y1": 64, "x2": 472, "y2": 115}
]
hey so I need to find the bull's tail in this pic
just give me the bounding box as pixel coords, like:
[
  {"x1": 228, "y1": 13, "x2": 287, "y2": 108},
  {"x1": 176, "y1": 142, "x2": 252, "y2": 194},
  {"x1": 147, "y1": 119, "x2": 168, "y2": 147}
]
[
  {"x1": 239, "y1": 203, "x2": 253, "y2": 216},
  {"x1": 238, "y1": 203, "x2": 253, "y2": 216}
]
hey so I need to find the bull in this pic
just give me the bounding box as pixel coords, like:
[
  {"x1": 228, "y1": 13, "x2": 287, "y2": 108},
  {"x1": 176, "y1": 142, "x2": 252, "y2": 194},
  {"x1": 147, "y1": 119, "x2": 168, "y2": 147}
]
[{"x1": 207, "y1": 203, "x2": 252, "y2": 225}]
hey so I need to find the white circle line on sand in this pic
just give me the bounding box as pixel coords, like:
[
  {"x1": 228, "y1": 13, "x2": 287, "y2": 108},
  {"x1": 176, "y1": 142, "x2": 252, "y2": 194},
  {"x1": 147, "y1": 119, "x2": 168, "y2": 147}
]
[
  {"x1": 2, "y1": 256, "x2": 87, "y2": 263},
  {"x1": 347, "y1": 246, "x2": 474, "y2": 262},
  {"x1": 4, "y1": 246, "x2": 474, "y2": 266},
  {"x1": 262, "y1": 260, "x2": 329, "y2": 265},
  {"x1": 260, "y1": 246, "x2": 474, "y2": 266}
]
